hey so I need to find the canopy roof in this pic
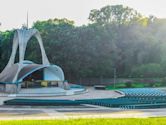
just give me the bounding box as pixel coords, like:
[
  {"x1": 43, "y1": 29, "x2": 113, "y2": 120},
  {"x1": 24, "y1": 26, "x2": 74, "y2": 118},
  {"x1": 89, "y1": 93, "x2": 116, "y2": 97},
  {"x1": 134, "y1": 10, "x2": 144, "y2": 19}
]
[{"x1": 0, "y1": 63, "x2": 64, "y2": 84}]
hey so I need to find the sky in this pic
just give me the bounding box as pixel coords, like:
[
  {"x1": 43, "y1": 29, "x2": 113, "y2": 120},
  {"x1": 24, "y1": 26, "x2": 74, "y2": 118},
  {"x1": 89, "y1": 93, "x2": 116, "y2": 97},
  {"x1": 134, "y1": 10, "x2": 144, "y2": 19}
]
[{"x1": 0, "y1": 0, "x2": 166, "y2": 31}]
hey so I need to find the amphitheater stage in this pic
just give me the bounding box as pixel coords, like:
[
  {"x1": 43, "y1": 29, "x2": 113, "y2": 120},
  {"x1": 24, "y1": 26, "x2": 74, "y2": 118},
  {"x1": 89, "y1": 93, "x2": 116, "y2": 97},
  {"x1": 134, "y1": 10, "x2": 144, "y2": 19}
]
[{"x1": 0, "y1": 87, "x2": 123, "y2": 105}]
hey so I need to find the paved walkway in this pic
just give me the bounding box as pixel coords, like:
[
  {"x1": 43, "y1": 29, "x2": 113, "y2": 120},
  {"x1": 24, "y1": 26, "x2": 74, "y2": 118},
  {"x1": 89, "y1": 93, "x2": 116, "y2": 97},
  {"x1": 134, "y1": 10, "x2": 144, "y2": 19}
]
[{"x1": 0, "y1": 105, "x2": 166, "y2": 120}]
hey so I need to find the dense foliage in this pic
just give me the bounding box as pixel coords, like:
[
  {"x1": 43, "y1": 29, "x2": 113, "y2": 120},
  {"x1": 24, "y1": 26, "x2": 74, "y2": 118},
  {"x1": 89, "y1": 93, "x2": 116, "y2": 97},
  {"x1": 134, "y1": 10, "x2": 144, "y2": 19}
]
[{"x1": 1, "y1": 5, "x2": 166, "y2": 80}]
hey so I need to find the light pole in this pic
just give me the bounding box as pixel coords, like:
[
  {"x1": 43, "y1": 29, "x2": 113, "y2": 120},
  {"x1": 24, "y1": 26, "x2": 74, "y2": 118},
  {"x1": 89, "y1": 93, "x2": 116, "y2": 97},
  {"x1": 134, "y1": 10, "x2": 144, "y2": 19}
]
[{"x1": 113, "y1": 68, "x2": 117, "y2": 89}]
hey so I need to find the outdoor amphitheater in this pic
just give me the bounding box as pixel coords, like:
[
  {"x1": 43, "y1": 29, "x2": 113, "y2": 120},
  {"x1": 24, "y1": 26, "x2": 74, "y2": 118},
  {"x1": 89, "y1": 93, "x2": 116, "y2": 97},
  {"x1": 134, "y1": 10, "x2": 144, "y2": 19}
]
[
  {"x1": 3, "y1": 87, "x2": 166, "y2": 109},
  {"x1": 1, "y1": 27, "x2": 166, "y2": 119},
  {"x1": 0, "y1": 86, "x2": 166, "y2": 119}
]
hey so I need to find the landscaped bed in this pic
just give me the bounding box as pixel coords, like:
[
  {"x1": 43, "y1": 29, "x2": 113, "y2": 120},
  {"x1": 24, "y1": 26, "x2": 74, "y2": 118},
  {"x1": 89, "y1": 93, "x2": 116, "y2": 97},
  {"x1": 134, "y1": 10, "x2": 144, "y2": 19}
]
[{"x1": 0, "y1": 118, "x2": 166, "y2": 125}]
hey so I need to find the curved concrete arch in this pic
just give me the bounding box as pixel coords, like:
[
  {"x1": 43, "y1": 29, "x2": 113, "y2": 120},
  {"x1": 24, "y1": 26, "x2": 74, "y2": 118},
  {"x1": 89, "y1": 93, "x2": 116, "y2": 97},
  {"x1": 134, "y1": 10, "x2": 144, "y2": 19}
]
[
  {"x1": 33, "y1": 30, "x2": 50, "y2": 65},
  {"x1": 5, "y1": 28, "x2": 50, "y2": 69},
  {"x1": 5, "y1": 31, "x2": 19, "y2": 69},
  {"x1": 3, "y1": 28, "x2": 51, "y2": 82}
]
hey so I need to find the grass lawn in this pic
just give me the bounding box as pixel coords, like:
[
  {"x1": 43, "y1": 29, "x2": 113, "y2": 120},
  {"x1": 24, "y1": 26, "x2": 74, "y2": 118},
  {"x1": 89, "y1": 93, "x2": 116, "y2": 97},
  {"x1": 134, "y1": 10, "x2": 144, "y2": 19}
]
[
  {"x1": 0, "y1": 118, "x2": 166, "y2": 125},
  {"x1": 106, "y1": 82, "x2": 163, "y2": 90}
]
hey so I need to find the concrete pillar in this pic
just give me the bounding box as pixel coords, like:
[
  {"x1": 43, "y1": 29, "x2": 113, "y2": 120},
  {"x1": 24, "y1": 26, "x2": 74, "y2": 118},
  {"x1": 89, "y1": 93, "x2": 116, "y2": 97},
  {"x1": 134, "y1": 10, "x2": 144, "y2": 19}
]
[{"x1": 58, "y1": 81, "x2": 64, "y2": 89}]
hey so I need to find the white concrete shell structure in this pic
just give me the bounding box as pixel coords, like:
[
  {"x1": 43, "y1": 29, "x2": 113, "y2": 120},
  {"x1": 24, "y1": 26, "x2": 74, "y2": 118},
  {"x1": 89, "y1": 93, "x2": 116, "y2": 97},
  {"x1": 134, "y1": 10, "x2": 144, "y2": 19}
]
[{"x1": 0, "y1": 28, "x2": 65, "y2": 93}]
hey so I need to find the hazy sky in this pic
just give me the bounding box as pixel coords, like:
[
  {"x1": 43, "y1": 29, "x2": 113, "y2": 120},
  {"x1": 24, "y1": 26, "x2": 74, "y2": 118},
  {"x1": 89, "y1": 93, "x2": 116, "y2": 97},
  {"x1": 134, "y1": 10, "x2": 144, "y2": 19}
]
[{"x1": 0, "y1": 0, "x2": 166, "y2": 31}]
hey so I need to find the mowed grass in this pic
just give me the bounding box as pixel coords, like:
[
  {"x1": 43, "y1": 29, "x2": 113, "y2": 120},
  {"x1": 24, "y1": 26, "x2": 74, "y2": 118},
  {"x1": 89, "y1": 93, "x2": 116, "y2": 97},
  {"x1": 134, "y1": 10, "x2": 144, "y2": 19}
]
[{"x1": 1, "y1": 118, "x2": 166, "y2": 125}]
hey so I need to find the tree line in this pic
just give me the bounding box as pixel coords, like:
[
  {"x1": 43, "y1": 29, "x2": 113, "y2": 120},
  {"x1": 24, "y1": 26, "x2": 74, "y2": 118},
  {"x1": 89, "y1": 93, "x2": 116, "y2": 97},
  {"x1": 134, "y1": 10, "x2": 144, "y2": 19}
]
[{"x1": 1, "y1": 5, "x2": 166, "y2": 80}]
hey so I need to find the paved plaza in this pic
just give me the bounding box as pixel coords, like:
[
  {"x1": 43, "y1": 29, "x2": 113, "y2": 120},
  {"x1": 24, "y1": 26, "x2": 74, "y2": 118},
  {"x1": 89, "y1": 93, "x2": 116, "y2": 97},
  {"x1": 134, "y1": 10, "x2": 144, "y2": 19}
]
[{"x1": 0, "y1": 87, "x2": 123, "y2": 105}]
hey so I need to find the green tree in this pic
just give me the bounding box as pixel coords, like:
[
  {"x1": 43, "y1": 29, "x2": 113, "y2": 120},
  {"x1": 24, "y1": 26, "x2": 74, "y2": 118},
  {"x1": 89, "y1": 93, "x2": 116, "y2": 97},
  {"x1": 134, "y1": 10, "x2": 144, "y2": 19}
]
[
  {"x1": 131, "y1": 63, "x2": 163, "y2": 77},
  {"x1": 0, "y1": 5, "x2": 166, "y2": 81},
  {"x1": 89, "y1": 5, "x2": 145, "y2": 26}
]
